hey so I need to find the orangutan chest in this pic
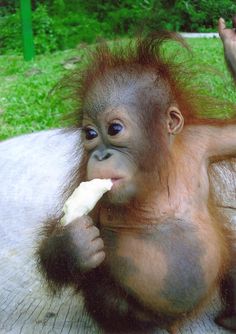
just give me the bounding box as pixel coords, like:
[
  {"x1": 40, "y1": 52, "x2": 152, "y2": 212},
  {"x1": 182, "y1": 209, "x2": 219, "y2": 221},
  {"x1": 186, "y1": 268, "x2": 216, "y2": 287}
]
[
  {"x1": 100, "y1": 221, "x2": 209, "y2": 314},
  {"x1": 101, "y1": 225, "x2": 166, "y2": 284}
]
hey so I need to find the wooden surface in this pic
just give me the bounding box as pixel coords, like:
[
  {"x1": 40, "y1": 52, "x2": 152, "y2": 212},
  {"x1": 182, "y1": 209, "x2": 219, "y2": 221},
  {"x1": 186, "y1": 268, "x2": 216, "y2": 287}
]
[{"x1": 0, "y1": 130, "x2": 235, "y2": 334}]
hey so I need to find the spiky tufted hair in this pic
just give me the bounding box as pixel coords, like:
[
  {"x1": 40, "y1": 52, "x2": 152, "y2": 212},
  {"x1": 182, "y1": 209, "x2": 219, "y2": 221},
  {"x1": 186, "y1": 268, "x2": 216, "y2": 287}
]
[{"x1": 67, "y1": 31, "x2": 235, "y2": 127}]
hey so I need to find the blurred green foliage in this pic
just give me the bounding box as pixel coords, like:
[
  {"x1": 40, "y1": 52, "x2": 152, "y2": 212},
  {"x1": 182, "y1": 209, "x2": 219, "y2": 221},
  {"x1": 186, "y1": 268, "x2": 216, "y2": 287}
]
[
  {"x1": 0, "y1": 37, "x2": 236, "y2": 139},
  {"x1": 0, "y1": 0, "x2": 236, "y2": 55}
]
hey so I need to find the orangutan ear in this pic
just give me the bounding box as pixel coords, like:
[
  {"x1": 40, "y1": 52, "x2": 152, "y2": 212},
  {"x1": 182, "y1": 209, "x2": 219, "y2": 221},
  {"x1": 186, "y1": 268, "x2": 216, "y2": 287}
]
[{"x1": 166, "y1": 106, "x2": 184, "y2": 135}]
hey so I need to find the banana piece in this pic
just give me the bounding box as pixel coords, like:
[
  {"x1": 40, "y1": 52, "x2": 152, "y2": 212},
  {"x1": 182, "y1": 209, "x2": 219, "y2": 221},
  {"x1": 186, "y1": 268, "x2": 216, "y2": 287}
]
[{"x1": 61, "y1": 178, "x2": 113, "y2": 225}]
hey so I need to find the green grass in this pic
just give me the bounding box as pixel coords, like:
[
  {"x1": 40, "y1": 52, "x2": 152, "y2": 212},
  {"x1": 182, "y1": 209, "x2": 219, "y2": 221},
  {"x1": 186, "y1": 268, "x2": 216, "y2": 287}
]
[
  {"x1": 0, "y1": 49, "x2": 81, "y2": 140},
  {"x1": 0, "y1": 37, "x2": 235, "y2": 140}
]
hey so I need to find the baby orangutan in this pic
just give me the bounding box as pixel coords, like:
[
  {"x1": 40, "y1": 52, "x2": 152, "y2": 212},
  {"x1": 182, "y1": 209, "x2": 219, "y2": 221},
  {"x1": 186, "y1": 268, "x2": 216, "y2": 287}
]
[{"x1": 36, "y1": 25, "x2": 236, "y2": 333}]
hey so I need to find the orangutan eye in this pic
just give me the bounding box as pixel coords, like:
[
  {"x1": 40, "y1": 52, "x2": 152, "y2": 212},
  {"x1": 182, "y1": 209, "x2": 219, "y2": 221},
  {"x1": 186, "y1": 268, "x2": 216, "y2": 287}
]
[
  {"x1": 84, "y1": 127, "x2": 98, "y2": 140},
  {"x1": 108, "y1": 123, "x2": 123, "y2": 136}
]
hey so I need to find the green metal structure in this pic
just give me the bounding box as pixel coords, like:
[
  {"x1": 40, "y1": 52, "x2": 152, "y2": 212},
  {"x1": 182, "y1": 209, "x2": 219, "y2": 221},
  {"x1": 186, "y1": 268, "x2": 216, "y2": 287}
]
[{"x1": 20, "y1": 0, "x2": 35, "y2": 61}]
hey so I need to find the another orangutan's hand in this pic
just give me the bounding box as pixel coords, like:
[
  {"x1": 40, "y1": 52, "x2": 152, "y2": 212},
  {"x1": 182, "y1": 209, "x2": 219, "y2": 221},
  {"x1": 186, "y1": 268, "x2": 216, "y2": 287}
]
[
  {"x1": 218, "y1": 15, "x2": 236, "y2": 42},
  {"x1": 218, "y1": 16, "x2": 236, "y2": 43},
  {"x1": 218, "y1": 16, "x2": 236, "y2": 81}
]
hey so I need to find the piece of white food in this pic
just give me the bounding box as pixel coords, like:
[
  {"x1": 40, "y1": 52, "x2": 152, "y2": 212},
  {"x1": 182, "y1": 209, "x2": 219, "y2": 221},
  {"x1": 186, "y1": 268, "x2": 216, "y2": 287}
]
[{"x1": 61, "y1": 178, "x2": 113, "y2": 225}]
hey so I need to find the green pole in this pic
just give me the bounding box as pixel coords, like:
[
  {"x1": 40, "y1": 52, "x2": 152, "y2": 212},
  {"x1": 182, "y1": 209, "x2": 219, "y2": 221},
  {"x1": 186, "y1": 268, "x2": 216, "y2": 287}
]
[{"x1": 20, "y1": 0, "x2": 35, "y2": 61}]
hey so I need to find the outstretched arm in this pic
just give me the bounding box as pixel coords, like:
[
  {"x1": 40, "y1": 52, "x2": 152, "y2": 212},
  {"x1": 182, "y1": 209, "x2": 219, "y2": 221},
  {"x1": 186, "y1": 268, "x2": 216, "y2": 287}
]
[
  {"x1": 218, "y1": 16, "x2": 236, "y2": 83},
  {"x1": 207, "y1": 124, "x2": 236, "y2": 158},
  {"x1": 200, "y1": 17, "x2": 236, "y2": 158},
  {"x1": 186, "y1": 123, "x2": 236, "y2": 160}
]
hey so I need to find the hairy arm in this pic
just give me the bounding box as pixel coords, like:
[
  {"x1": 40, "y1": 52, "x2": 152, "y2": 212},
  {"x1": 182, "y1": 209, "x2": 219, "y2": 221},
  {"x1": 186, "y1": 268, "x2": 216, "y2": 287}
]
[
  {"x1": 208, "y1": 124, "x2": 236, "y2": 158},
  {"x1": 181, "y1": 124, "x2": 236, "y2": 160},
  {"x1": 195, "y1": 17, "x2": 236, "y2": 158},
  {"x1": 36, "y1": 214, "x2": 105, "y2": 292}
]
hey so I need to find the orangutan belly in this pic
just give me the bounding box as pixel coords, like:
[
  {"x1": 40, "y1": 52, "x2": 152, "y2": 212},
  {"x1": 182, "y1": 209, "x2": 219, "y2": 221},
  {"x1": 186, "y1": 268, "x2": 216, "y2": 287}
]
[{"x1": 100, "y1": 218, "x2": 222, "y2": 315}]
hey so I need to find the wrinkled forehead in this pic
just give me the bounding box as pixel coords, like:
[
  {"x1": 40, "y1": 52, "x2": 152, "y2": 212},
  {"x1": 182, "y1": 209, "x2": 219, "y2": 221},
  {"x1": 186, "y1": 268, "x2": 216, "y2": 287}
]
[{"x1": 83, "y1": 69, "x2": 171, "y2": 119}]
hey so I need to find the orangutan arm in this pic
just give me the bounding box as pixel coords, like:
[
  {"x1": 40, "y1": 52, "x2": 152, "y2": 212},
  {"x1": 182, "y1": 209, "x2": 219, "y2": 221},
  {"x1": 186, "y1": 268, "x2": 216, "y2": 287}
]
[{"x1": 204, "y1": 125, "x2": 236, "y2": 159}]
